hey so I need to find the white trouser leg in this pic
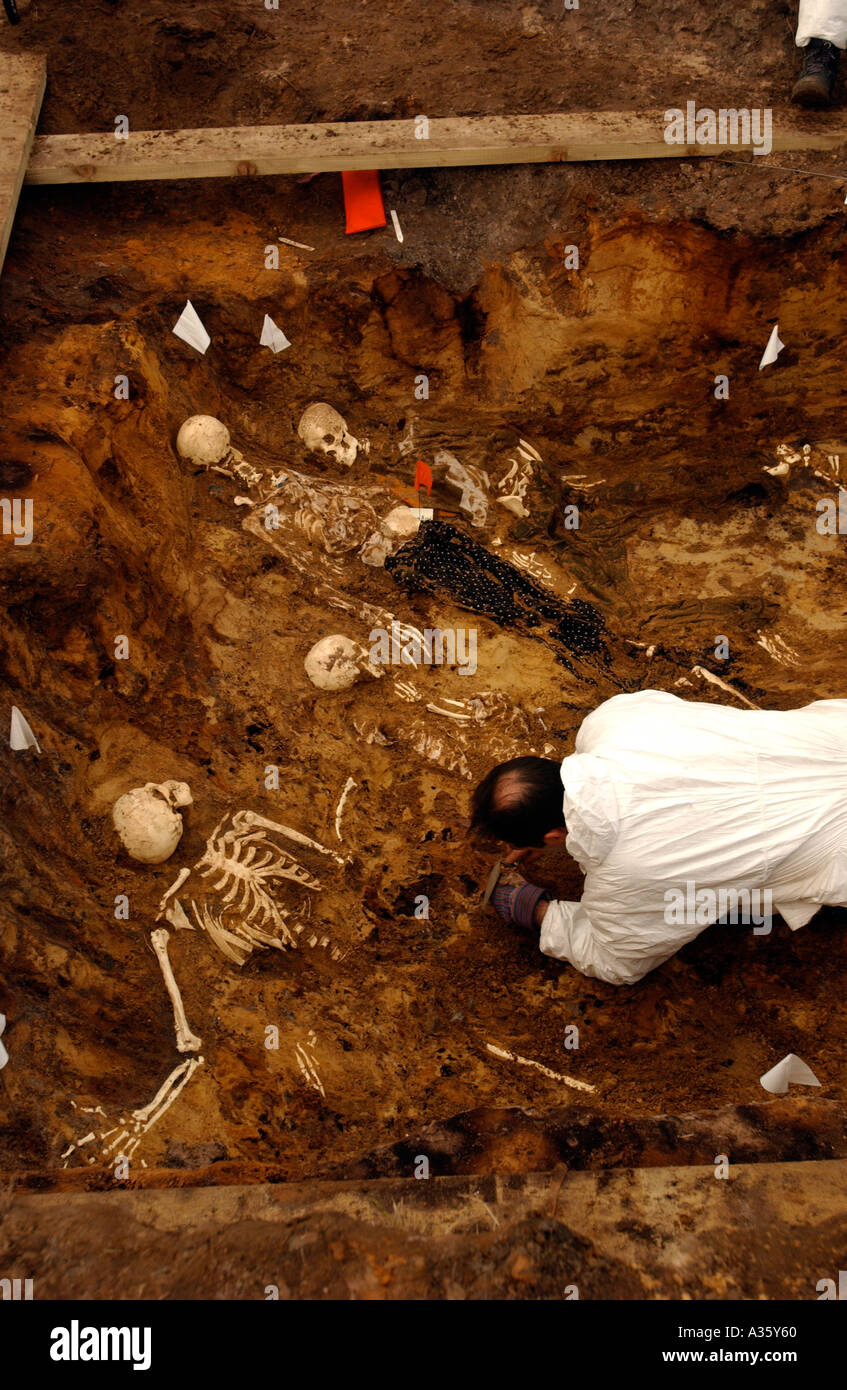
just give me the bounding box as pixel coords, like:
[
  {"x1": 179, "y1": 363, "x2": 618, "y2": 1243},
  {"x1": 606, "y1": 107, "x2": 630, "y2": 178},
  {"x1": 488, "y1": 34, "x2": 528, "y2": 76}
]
[{"x1": 796, "y1": 0, "x2": 847, "y2": 48}]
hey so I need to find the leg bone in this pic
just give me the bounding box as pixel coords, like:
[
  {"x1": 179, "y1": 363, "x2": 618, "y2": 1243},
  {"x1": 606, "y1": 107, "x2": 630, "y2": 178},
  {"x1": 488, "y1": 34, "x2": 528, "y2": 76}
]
[{"x1": 150, "y1": 927, "x2": 202, "y2": 1053}]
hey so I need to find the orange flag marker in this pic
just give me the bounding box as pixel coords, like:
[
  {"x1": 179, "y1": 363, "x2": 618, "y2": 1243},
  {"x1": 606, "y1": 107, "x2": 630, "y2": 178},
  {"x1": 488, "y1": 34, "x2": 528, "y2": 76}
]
[
  {"x1": 414, "y1": 459, "x2": 433, "y2": 495},
  {"x1": 342, "y1": 170, "x2": 387, "y2": 234}
]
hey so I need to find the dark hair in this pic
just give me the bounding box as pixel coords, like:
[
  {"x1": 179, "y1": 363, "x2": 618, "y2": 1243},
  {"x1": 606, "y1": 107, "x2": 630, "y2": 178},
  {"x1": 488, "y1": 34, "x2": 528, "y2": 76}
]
[{"x1": 470, "y1": 756, "x2": 566, "y2": 848}]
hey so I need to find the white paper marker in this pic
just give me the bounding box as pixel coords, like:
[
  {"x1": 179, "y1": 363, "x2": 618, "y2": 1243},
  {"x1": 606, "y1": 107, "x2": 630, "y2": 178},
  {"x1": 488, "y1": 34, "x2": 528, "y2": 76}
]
[
  {"x1": 172, "y1": 300, "x2": 210, "y2": 354},
  {"x1": 260, "y1": 314, "x2": 291, "y2": 353},
  {"x1": 759, "y1": 1052, "x2": 821, "y2": 1094},
  {"x1": 390, "y1": 209, "x2": 404, "y2": 243},
  {"x1": 0, "y1": 1014, "x2": 7, "y2": 1070},
  {"x1": 10, "y1": 706, "x2": 41, "y2": 753},
  {"x1": 759, "y1": 323, "x2": 785, "y2": 370}
]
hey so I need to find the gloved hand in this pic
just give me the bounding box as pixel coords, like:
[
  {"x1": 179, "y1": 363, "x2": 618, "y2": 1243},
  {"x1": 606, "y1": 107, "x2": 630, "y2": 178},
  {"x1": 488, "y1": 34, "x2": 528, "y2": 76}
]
[{"x1": 490, "y1": 871, "x2": 549, "y2": 930}]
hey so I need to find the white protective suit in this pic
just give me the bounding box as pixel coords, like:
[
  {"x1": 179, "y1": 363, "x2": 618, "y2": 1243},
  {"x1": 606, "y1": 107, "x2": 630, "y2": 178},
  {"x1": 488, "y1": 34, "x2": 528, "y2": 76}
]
[
  {"x1": 540, "y1": 691, "x2": 847, "y2": 985},
  {"x1": 797, "y1": 0, "x2": 847, "y2": 47}
]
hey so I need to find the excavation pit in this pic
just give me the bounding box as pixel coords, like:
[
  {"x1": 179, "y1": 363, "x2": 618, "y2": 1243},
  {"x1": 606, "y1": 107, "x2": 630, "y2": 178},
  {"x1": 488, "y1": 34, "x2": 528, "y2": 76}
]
[{"x1": 2, "y1": 168, "x2": 847, "y2": 1199}]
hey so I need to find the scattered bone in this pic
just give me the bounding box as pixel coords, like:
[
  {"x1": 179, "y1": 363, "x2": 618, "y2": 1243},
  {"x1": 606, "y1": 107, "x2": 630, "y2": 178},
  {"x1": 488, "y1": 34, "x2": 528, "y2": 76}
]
[
  {"x1": 62, "y1": 1058, "x2": 204, "y2": 1168},
  {"x1": 407, "y1": 721, "x2": 472, "y2": 779},
  {"x1": 133, "y1": 1057, "x2": 203, "y2": 1128},
  {"x1": 768, "y1": 441, "x2": 843, "y2": 484},
  {"x1": 102, "y1": 1128, "x2": 130, "y2": 1157},
  {"x1": 433, "y1": 449, "x2": 488, "y2": 527},
  {"x1": 294, "y1": 1032, "x2": 326, "y2": 1098},
  {"x1": 334, "y1": 777, "x2": 357, "y2": 841},
  {"x1": 151, "y1": 928, "x2": 202, "y2": 1052},
  {"x1": 691, "y1": 665, "x2": 760, "y2": 710},
  {"x1": 390, "y1": 209, "x2": 404, "y2": 243},
  {"x1": 518, "y1": 438, "x2": 542, "y2": 462},
  {"x1": 164, "y1": 899, "x2": 193, "y2": 931},
  {"x1": 510, "y1": 550, "x2": 553, "y2": 583},
  {"x1": 353, "y1": 716, "x2": 391, "y2": 745},
  {"x1": 498, "y1": 494, "x2": 529, "y2": 517},
  {"x1": 426, "y1": 704, "x2": 474, "y2": 720},
  {"x1": 495, "y1": 453, "x2": 533, "y2": 517},
  {"x1": 756, "y1": 631, "x2": 800, "y2": 666},
  {"x1": 393, "y1": 680, "x2": 420, "y2": 702},
  {"x1": 562, "y1": 474, "x2": 605, "y2": 492},
  {"x1": 298, "y1": 403, "x2": 361, "y2": 467},
  {"x1": 278, "y1": 235, "x2": 315, "y2": 251},
  {"x1": 261, "y1": 469, "x2": 386, "y2": 556},
  {"x1": 157, "y1": 866, "x2": 191, "y2": 918},
  {"x1": 485, "y1": 1042, "x2": 595, "y2": 1092}
]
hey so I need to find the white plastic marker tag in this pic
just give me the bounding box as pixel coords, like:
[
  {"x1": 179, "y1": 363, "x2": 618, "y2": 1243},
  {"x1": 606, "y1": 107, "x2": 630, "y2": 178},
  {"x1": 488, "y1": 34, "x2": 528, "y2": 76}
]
[
  {"x1": 482, "y1": 861, "x2": 502, "y2": 907},
  {"x1": 172, "y1": 300, "x2": 210, "y2": 354},
  {"x1": 10, "y1": 706, "x2": 41, "y2": 753},
  {"x1": 408, "y1": 507, "x2": 435, "y2": 520},
  {"x1": 759, "y1": 1052, "x2": 821, "y2": 1094},
  {"x1": 0, "y1": 1014, "x2": 7, "y2": 1070},
  {"x1": 260, "y1": 314, "x2": 291, "y2": 353},
  {"x1": 390, "y1": 209, "x2": 404, "y2": 243},
  {"x1": 759, "y1": 323, "x2": 784, "y2": 370}
]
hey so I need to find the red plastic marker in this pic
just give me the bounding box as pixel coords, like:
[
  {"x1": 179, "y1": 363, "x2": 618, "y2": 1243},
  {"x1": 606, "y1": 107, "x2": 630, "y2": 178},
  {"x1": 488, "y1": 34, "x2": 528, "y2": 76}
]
[
  {"x1": 414, "y1": 459, "x2": 433, "y2": 495},
  {"x1": 342, "y1": 170, "x2": 387, "y2": 234}
]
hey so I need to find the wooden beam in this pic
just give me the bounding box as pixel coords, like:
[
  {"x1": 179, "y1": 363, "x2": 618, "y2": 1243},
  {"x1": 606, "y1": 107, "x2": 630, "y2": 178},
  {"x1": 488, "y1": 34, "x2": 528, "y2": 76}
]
[
  {"x1": 25, "y1": 110, "x2": 847, "y2": 186},
  {"x1": 0, "y1": 52, "x2": 46, "y2": 271}
]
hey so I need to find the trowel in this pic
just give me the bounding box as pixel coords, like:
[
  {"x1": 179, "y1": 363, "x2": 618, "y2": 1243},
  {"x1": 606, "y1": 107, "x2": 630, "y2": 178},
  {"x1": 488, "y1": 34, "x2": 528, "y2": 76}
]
[{"x1": 481, "y1": 860, "x2": 502, "y2": 907}]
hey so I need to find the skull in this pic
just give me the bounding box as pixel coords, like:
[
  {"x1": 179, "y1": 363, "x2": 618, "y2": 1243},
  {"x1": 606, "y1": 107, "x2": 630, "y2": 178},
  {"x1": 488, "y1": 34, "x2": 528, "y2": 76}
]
[
  {"x1": 112, "y1": 781, "x2": 194, "y2": 864},
  {"x1": 176, "y1": 415, "x2": 231, "y2": 466},
  {"x1": 297, "y1": 403, "x2": 361, "y2": 468},
  {"x1": 176, "y1": 415, "x2": 263, "y2": 488},
  {"x1": 304, "y1": 635, "x2": 383, "y2": 691}
]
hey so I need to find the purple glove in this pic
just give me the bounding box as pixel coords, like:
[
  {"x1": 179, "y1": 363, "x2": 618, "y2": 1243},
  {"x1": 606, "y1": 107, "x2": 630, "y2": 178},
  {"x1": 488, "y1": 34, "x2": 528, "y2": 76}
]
[{"x1": 490, "y1": 878, "x2": 548, "y2": 930}]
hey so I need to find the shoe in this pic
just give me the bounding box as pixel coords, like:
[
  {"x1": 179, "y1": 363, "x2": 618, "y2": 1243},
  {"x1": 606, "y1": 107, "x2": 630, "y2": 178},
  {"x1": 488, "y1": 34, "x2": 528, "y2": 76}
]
[{"x1": 792, "y1": 37, "x2": 840, "y2": 108}]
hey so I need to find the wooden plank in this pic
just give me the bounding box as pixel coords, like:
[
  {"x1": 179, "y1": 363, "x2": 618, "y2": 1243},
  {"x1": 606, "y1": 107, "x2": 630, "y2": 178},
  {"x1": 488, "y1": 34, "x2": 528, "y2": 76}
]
[
  {"x1": 0, "y1": 52, "x2": 45, "y2": 271},
  {"x1": 25, "y1": 110, "x2": 847, "y2": 186}
]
